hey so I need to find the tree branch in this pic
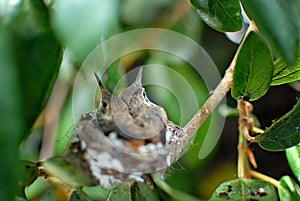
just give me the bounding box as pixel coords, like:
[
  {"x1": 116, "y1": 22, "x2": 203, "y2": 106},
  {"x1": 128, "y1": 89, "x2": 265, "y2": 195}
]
[
  {"x1": 183, "y1": 21, "x2": 257, "y2": 140},
  {"x1": 183, "y1": 63, "x2": 234, "y2": 137}
]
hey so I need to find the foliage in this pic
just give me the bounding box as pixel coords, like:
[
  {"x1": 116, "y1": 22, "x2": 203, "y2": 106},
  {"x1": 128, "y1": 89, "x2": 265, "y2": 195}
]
[
  {"x1": 1, "y1": 0, "x2": 300, "y2": 200},
  {"x1": 209, "y1": 178, "x2": 277, "y2": 201},
  {"x1": 257, "y1": 100, "x2": 300, "y2": 151},
  {"x1": 231, "y1": 31, "x2": 273, "y2": 101}
]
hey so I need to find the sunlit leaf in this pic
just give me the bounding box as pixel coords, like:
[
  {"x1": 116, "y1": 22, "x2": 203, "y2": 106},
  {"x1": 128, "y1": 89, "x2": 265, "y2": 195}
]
[
  {"x1": 278, "y1": 176, "x2": 300, "y2": 201},
  {"x1": 232, "y1": 31, "x2": 274, "y2": 101},
  {"x1": 286, "y1": 144, "x2": 300, "y2": 183},
  {"x1": 257, "y1": 99, "x2": 300, "y2": 151},
  {"x1": 241, "y1": 0, "x2": 299, "y2": 65},
  {"x1": 209, "y1": 178, "x2": 277, "y2": 200},
  {"x1": 82, "y1": 186, "x2": 111, "y2": 201},
  {"x1": 25, "y1": 177, "x2": 53, "y2": 200},
  {"x1": 190, "y1": 0, "x2": 242, "y2": 32}
]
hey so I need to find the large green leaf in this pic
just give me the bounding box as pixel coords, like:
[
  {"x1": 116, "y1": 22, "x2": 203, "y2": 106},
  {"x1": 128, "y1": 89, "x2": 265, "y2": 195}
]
[
  {"x1": 7, "y1": 0, "x2": 62, "y2": 138},
  {"x1": 15, "y1": 32, "x2": 62, "y2": 136},
  {"x1": 257, "y1": 99, "x2": 300, "y2": 151},
  {"x1": 209, "y1": 178, "x2": 277, "y2": 201},
  {"x1": 0, "y1": 26, "x2": 24, "y2": 201},
  {"x1": 231, "y1": 31, "x2": 274, "y2": 101},
  {"x1": 241, "y1": 0, "x2": 299, "y2": 65},
  {"x1": 278, "y1": 176, "x2": 300, "y2": 201},
  {"x1": 272, "y1": 52, "x2": 300, "y2": 86},
  {"x1": 190, "y1": 0, "x2": 242, "y2": 32},
  {"x1": 286, "y1": 144, "x2": 300, "y2": 183}
]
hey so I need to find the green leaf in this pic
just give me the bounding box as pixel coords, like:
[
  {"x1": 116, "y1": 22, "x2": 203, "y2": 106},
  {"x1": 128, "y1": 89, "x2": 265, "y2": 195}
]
[
  {"x1": 232, "y1": 31, "x2": 274, "y2": 101},
  {"x1": 0, "y1": 26, "x2": 24, "y2": 201},
  {"x1": 51, "y1": 0, "x2": 118, "y2": 62},
  {"x1": 7, "y1": 0, "x2": 62, "y2": 138},
  {"x1": 16, "y1": 161, "x2": 39, "y2": 199},
  {"x1": 70, "y1": 189, "x2": 91, "y2": 201},
  {"x1": 82, "y1": 186, "x2": 111, "y2": 201},
  {"x1": 278, "y1": 176, "x2": 300, "y2": 201},
  {"x1": 131, "y1": 182, "x2": 162, "y2": 201},
  {"x1": 19, "y1": 161, "x2": 39, "y2": 187},
  {"x1": 286, "y1": 144, "x2": 300, "y2": 183},
  {"x1": 43, "y1": 156, "x2": 95, "y2": 186},
  {"x1": 82, "y1": 184, "x2": 133, "y2": 201},
  {"x1": 15, "y1": 32, "x2": 62, "y2": 136},
  {"x1": 190, "y1": 0, "x2": 242, "y2": 32},
  {"x1": 241, "y1": 0, "x2": 299, "y2": 65},
  {"x1": 209, "y1": 178, "x2": 277, "y2": 201},
  {"x1": 271, "y1": 52, "x2": 300, "y2": 86},
  {"x1": 152, "y1": 174, "x2": 202, "y2": 201},
  {"x1": 257, "y1": 99, "x2": 300, "y2": 151},
  {"x1": 106, "y1": 184, "x2": 131, "y2": 201}
]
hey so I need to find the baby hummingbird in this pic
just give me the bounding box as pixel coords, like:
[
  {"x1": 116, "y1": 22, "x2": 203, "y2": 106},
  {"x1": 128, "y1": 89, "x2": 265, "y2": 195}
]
[
  {"x1": 119, "y1": 68, "x2": 168, "y2": 144},
  {"x1": 94, "y1": 70, "x2": 167, "y2": 145},
  {"x1": 60, "y1": 69, "x2": 188, "y2": 188}
]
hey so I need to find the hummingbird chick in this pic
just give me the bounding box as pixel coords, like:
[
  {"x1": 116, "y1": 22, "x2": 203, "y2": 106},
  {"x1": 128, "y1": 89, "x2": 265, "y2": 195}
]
[
  {"x1": 119, "y1": 68, "x2": 168, "y2": 144},
  {"x1": 62, "y1": 70, "x2": 188, "y2": 187},
  {"x1": 94, "y1": 70, "x2": 167, "y2": 146}
]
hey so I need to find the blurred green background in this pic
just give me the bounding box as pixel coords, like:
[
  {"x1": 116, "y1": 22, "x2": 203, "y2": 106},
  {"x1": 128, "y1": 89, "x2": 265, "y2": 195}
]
[{"x1": 0, "y1": 0, "x2": 298, "y2": 200}]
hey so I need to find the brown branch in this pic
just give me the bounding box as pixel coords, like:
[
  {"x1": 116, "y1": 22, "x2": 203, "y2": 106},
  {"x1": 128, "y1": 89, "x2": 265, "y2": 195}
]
[
  {"x1": 183, "y1": 64, "x2": 234, "y2": 137},
  {"x1": 183, "y1": 21, "x2": 257, "y2": 141}
]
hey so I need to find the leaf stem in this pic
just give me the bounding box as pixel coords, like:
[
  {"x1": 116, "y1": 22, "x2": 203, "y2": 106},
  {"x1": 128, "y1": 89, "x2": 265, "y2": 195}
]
[
  {"x1": 252, "y1": 126, "x2": 264, "y2": 134},
  {"x1": 237, "y1": 129, "x2": 250, "y2": 178},
  {"x1": 249, "y1": 170, "x2": 280, "y2": 188}
]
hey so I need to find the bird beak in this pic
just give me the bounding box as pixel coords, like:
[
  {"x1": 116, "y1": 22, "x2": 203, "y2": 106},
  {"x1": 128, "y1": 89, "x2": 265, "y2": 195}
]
[
  {"x1": 94, "y1": 72, "x2": 106, "y2": 92},
  {"x1": 134, "y1": 67, "x2": 143, "y2": 86}
]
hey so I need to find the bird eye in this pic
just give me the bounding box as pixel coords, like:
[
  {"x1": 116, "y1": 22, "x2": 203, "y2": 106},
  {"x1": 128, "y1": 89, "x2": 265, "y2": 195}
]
[
  {"x1": 142, "y1": 91, "x2": 146, "y2": 98},
  {"x1": 102, "y1": 101, "x2": 108, "y2": 108}
]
